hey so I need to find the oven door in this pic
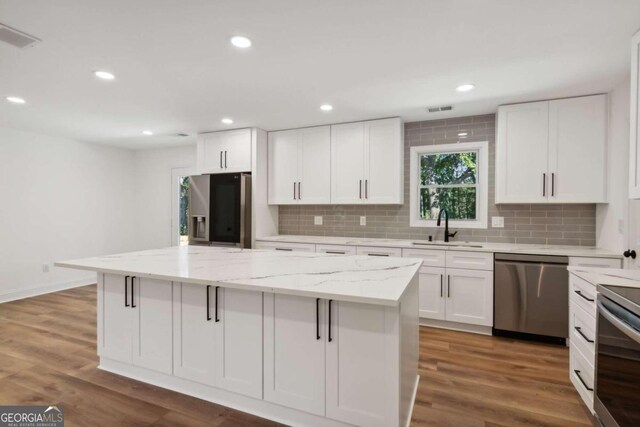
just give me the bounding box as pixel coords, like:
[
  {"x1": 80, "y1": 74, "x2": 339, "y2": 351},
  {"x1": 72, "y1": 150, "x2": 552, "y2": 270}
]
[{"x1": 594, "y1": 291, "x2": 640, "y2": 427}]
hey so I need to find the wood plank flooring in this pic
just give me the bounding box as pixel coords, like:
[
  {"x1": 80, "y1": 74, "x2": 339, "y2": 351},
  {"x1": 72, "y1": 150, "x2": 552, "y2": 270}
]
[{"x1": 0, "y1": 285, "x2": 595, "y2": 426}]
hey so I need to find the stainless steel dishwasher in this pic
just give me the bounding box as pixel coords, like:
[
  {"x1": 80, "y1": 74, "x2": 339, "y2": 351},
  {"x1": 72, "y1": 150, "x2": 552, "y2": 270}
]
[{"x1": 494, "y1": 253, "x2": 569, "y2": 343}]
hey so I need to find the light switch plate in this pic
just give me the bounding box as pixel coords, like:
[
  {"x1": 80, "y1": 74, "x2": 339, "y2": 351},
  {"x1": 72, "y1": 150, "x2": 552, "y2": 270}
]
[
  {"x1": 314, "y1": 216, "x2": 323, "y2": 225},
  {"x1": 360, "y1": 216, "x2": 367, "y2": 226},
  {"x1": 491, "y1": 216, "x2": 505, "y2": 228}
]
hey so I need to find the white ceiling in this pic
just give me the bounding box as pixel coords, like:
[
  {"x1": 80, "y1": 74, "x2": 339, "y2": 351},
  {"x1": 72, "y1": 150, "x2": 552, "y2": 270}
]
[{"x1": 1, "y1": 0, "x2": 639, "y2": 149}]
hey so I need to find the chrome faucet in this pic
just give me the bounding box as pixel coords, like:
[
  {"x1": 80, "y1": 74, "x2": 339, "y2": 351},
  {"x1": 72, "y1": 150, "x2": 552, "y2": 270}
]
[{"x1": 436, "y1": 209, "x2": 458, "y2": 242}]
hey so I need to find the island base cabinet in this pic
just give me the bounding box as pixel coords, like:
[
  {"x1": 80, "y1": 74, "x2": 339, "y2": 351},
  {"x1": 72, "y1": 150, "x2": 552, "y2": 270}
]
[
  {"x1": 173, "y1": 283, "x2": 263, "y2": 399},
  {"x1": 263, "y1": 293, "x2": 326, "y2": 416},
  {"x1": 98, "y1": 274, "x2": 173, "y2": 374}
]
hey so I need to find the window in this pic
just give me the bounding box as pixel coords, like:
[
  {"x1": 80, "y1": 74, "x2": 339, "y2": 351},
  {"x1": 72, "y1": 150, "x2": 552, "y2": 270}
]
[{"x1": 410, "y1": 141, "x2": 488, "y2": 228}]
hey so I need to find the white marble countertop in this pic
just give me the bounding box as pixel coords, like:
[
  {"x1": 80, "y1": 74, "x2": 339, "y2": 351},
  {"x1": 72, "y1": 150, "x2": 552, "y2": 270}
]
[
  {"x1": 256, "y1": 235, "x2": 622, "y2": 258},
  {"x1": 56, "y1": 246, "x2": 422, "y2": 306},
  {"x1": 568, "y1": 266, "x2": 640, "y2": 289}
]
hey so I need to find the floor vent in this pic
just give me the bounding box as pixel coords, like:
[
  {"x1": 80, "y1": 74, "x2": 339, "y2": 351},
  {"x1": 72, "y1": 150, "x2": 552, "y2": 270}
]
[
  {"x1": 427, "y1": 105, "x2": 453, "y2": 113},
  {"x1": 0, "y1": 23, "x2": 41, "y2": 49}
]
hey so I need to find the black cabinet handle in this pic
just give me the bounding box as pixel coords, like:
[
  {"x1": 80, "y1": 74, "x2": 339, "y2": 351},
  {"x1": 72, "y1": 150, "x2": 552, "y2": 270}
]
[
  {"x1": 326, "y1": 250, "x2": 346, "y2": 255},
  {"x1": 624, "y1": 249, "x2": 637, "y2": 259},
  {"x1": 215, "y1": 286, "x2": 220, "y2": 322},
  {"x1": 367, "y1": 253, "x2": 389, "y2": 257},
  {"x1": 574, "y1": 326, "x2": 594, "y2": 343},
  {"x1": 275, "y1": 247, "x2": 293, "y2": 251},
  {"x1": 447, "y1": 275, "x2": 451, "y2": 298},
  {"x1": 359, "y1": 180, "x2": 362, "y2": 199},
  {"x1": 131, "y1": 276, "x2": 136, "y2": 308},
  {"x1": 225, "y1": 151, "x2": 227, "y2": 168},
  {"x1": 551, "y1": 173, "x2": 555, "y2": 197},
  {"x1": 365, "y1": 179, "x2": 368, "y2": 199},
  {"x1": 574, "y1": 290, "x2": 594, "y2": 302},
  {"x1": 293, "y1": 182, "x2": 296, "y2": 200},
  {"x1": 328, "y1": 299, "x2": 333, "y2": 342},
  {"x1": 124, "y1": 276, "x2": 130, "y2": 307},
  {"x1": 206, "y1": 285, "x2": 212, "y2": 321},
  {"x1": 298, "y1": 182, "x2": 301, "y2": 200},
  {"x1": 542, "y1": 173, "x2": 546, "y2": 197},
  {"x1": 220, "y1": 151, "x2": 223, "y2": 169},
  {"x1": 316, "y1": 298, "x2": 320, "y2": 340},
  {"x1": 440, "y1": 275, "x2": 443, "y2": 297},
  {"x1": 574, "y1": 370, "x2": 593, "y2": 391}
]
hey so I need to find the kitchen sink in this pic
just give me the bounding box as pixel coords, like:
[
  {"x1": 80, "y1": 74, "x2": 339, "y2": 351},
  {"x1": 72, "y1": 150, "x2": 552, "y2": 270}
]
[{"x1": 411, "y1": 241, "x2": 484, "y2": 248}]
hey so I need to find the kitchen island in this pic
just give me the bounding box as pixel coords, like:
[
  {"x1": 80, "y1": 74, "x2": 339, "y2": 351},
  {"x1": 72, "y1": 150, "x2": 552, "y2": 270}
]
[{"x1": 56, "y1": 246, "x2": 422, "y2": 427}]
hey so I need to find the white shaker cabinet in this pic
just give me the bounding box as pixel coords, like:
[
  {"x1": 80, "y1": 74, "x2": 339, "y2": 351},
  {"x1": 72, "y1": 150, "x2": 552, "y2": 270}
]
[
  {"x1": 496, "y1": 95, "x2": 607, "y2": 204},
  {"x1": 173, "y1": 283, "x2": 263, "y2": 399},
  {"x1": 268, "y1": 126, "x2": 331, "y2": 204},
  {"x1": 197, "y1": 128, "x2": 252, "y2": 174},
  {"x1": 331, "y1": 118, "x2": 403, "y2": 204},
  {"x1": 630, "y1": 30, "x2": 640, "y2": 198},
  {"x1": 416, "y1": 267, "x2": 446, "y2": 320},
  {"x1": 98, "y1": 274, "x2": 173, "y2": 374},
  {"x1": 263, "y1": 293, "x2": 326, "y2": 416},
  {"x1": 444, "y1": 268, "x2": 494, "y2": 326}
]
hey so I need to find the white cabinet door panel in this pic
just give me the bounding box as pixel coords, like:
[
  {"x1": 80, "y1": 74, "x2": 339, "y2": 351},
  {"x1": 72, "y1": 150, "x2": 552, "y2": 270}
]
[
  {"x1": 99, "y1": 274, "x2": 132, "y2": 363},
  {"x1": 214, "y1": 287, "x2": 263, "y2": 399},
  {"x1": 264, "y1": 293, "x2": 325, "y2": 416},
  {"x1": 364, "y1": 118, "x2": 403, "y2": 204},
  {"x1": 299, "y1": 126, "x2": 331, "y2": 204},
  {"x1": 223, "y1": 128, "x2": 252, "y2": 172},
  {"x1": 326, "y1": 300, "x2": 395, "y2": 427},
  {"x1": 197, "y1": 133, "x2": 226, "y2": 174},
  {"x1": 445, "y1": 268, "x2": 493, "y2": 326},
  {"x1": 630, "y1": 30, "x2": 640, "y2": 198},
  {"x1": 331, "y1": 122, "x2": 365, "y2": 204},
  {"x1": 548, "y1": 95, "x2": 607, "y2": 203},
  {"x1": 132, "y1": 277, "x2": 173, "y2": 374},
  {"x1": 173, "y1": 283, "x2": 216, "y2": 386},
  {"x1": 418, "y1": 267, "x2": 446, "y2": 320},
  {"x1": 268, "y1": 129, "x2": 299, "y2": 204},
  {"x1": 496, "y1": 101, "x2": 549, "y2": 203}
]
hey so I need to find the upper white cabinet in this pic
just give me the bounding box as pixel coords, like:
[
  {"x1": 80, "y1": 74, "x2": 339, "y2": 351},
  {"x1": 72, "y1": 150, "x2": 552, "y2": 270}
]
[
  {"x1": 630, "y1": 30, "x2": 640, "y2": 198},
  {"x1": 331, "y1": 118, "x2": 403, "y2": 204},
  {"x1": 268, "y1": 126, "x2": 331, "y2": 204},
  {"x1": 496, "y1": 95, "x2": 607, "y2": 203},
  {"x1": 197, "y1": 128, "x2": 252, "y2": 174}
]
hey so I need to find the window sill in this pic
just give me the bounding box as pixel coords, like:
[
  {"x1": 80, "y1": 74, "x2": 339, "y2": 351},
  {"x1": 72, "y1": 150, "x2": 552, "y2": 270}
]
[{"x1": 410, "y1": 219, "x2": 487, "y2": 229}]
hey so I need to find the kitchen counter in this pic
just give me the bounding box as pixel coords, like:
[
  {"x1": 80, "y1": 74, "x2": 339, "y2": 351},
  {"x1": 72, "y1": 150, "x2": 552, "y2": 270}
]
[
  {"x1": 256, "y1": 235, "x2": 622, "y2": 259},
  {"x1": 56, "y1": 245, "x2": 422, "y2": 306},
  {"x1": 568, "y1": 266, "x2": 640, "y2": 289}
]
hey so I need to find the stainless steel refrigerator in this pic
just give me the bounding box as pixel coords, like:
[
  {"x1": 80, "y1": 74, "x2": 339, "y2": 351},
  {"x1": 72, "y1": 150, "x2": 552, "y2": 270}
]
[{"x1": 188, "y1": 173, "x2": 252, "y2": 248}]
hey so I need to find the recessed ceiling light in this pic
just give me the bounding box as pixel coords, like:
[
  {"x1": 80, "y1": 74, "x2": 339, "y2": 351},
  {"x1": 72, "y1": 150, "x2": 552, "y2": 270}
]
[
  {"x1": 230, "y1": 36, "x2": 252, "y2": 48},
  {"x1": 221, "y1": 118, "x2": 234, "y2": 124},
  {"x1": 320, "y1": 104, "x2": 333, "y2": 112},
  {"x1": 94, "y1": 71, "x2": 115, "y2": 80},
  {"x1": 142, "y1": 130, "x2": 153, "y2": 136},
  {"x1": 456, "y1": 84, "x2": 475, "y2": 92},
  {"x1": 458, "y1": 132, "x2": 468, "y2": 137},
  {"x1": 6, "y1": 96, "x2": 26, "y2": 104}
]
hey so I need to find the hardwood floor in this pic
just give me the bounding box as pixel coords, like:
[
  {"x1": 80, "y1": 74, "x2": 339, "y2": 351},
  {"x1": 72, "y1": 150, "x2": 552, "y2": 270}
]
[{"x1": 0, "y1": 285, "x2": 595, "y2": 426}]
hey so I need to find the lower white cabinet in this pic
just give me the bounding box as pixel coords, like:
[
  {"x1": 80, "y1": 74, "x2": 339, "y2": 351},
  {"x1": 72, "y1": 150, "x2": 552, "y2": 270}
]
[
  {"x1": 444, "y1": 269, "x2": 494, "y2": 326},
  {"x1": 98, "y1": 274, "x2": 173, "y2": 374},
  {"x1": 173, "y1": 283, "x2": 263, "y2": 399},
  {"x1": 417, "y1": 267, "x2": 446, "y2": 320}
]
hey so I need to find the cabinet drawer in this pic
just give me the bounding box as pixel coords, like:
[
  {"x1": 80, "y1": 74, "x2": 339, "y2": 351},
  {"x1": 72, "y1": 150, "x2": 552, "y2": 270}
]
[
  {"x1": 569, "y1": 301, "x2": 596, "y2": 363},
  {"x1": 569, "y1": 344, "x2": 594, "y2": 413},
  {"x1": 255, "y1": 241, "x2": 316, "y2": 252},
  {"x1": 316, "y1": 244, "x2": 356, "y2": 255},
  {"x1": 570, "y1": 273, "x2": 596, "y2": 317},
  {"x1": 355, "y1": 246, "x2": 402, "y2": 258},
  {"x1": 569, "y1": 257, "x2": 622, "y2": 269},
  {"x1": 402, "y1": 248, "x2": 446, "y2": 268},
  {"x1": 446, "y1": 251, "x2": 493, "y2": 271}
]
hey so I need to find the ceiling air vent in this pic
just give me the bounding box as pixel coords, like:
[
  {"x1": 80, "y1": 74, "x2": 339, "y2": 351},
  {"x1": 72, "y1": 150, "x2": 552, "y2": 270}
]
[
  {"x1": 0, "y1": 23, "x2": 41, "y2": 49},
  {"x1": 427, "y1": 105, "x2": 453, "y2": 113}
]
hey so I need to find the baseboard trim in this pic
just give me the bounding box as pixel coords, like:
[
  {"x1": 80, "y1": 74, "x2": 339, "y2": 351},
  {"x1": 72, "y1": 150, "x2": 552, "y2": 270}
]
[
  {"x1": 419, "y1": 318, "x2": 492, "y2": 335},
  {"x1": 0, "y1": 276, "x2": 96, "y2": 303}
]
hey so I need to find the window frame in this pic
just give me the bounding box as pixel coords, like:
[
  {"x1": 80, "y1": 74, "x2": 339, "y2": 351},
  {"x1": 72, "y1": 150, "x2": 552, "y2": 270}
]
[{"x1": 409, "y1": 141, "x2": 488, "y2": 229}]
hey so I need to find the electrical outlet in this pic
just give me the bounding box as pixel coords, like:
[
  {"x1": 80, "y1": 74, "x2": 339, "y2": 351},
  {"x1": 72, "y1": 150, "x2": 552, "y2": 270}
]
[
  {"x1": 491, "y1": 216, "x2": 505, "y2": 228},
  {"x1": 42, "y1": 263, "x2": 50, "y2": 273},
  {"x1": 314, "y1": 216, "x2": 323, "y2": 225},
  {"x1": 360, "y1": 216, "x2": 367, "y2": 226}
]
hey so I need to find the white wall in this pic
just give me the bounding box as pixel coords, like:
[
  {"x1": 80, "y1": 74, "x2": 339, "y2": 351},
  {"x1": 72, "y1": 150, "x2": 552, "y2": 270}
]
[
  {"x1": 0, "y1": 127, "x2": 137, "y2": 301},
  {"x1": 596, "y1": 77, "x2": 631, "y2": 253},
  {"x1": 133, "y1": 146, "x2": 196, "y2": 250}
]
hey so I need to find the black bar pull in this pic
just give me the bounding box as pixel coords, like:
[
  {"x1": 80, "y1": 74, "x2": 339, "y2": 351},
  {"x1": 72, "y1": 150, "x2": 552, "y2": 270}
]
[
  {"x1": 542, "y1": 173, "x2": 546, "y2": 197},
  {"x1": 275, "y1": 247, "x2": 293, "y2": 251},
  {"x1": 574, "y1": 370, "x2": 593, "y2": 391},
  {"x1": 293, "y1": 182, "x2": 296, "y2": 200},
  {"x1": 447, "y1": 275, "x2": 451, "y2": 298},
  {"x1": 316, "y1": 298, "x2": 320, "y2": 340},
  {"x1": 365, "y1": 179, "x2": 368, "y2": 199},
  {"x1": 551, "y1": 173, "x2": 555, "y2": 196},
  {"x1": 574, "y1": 326, "x2": 594, "y2": 343},
  {"x1": 206, "y1": 285, "x2": 212, "y2": 321},
  {"x1": 328, "y1": 299, "x2": 333, "y2": 342},
  {"x1": 220, "y1": 151, "x2": 223, "y2": 168},
  {"x1": 215, "y1": 286, "x2": 220, "y2": 322},
  {"x1": 326, "y1": 251, "x2": 346, "y2": 255},
  {"x1": 131, "y1": 276, "x2": 136, "y2": 308},
  {"x1": 124, "y1": 276, "x2": 130, "y2": 307},
  {"x1": 574, "y1": 290, "x2": 594, "y2": 302},
  {"x1": 359, "y1": 180, "x2": 362, "y2": 199},
  {"x1": 298, "y1": 182, "x2": 301, "y2": 200},
  {"x1": 224, "y1": 151, "x2": 227, "y2": 168},
  {"x1": 440, "y1": 275, "x2": 443, "y2": 298}
]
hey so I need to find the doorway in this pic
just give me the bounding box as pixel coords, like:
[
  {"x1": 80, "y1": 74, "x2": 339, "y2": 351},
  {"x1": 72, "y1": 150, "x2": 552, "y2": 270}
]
[{"x1": 171, "y1": 167, "x2": 195, "y2": 246}]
